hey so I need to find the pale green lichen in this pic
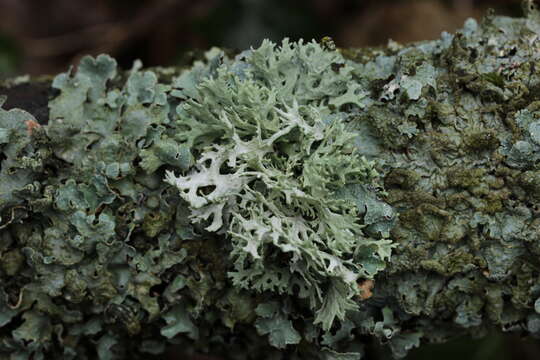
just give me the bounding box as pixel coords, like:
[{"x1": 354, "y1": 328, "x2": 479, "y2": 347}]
[{"x1": 165, "y1": 39, "x2": 392, "y2": 331}]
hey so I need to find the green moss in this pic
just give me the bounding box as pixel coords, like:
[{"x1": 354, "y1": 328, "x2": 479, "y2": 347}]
[
  {"x1": 481, "y1": 72, "x2": 505, "y2": 88},
  {"x1": 448, "y1": 166, "x2": 487, "y2": 189},
  {"x1": 480, "y1": 191, "x2": 505, "y2": 214},
  {"x1": 420, "y1": 249, "x2": 477, "y2": 276},
  {"x1": 463, "y1": 128, "x2": 500, "y2": 151},
  {"x1": 385, "y1": 189, "x2": 439, "y2": 207},
  {"x1": 384, "y1": 168, "x2": 420, "y2": 190}
]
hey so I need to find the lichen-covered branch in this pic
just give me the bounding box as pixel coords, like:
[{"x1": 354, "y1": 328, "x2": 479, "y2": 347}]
[{"x1": 2, "y1": 3, "x2": 540, "y2": 360}]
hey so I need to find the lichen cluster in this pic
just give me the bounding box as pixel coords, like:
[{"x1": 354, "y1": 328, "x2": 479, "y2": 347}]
[
  {"x1": 347, "y1": 3, "x2": 540, "y2": 357},
  {"x1": 0, "y1": 37, "x2": 392, "y2": 359},
  {"x1": 2, "y1": 2, "x2": 540, "y2": 359}
]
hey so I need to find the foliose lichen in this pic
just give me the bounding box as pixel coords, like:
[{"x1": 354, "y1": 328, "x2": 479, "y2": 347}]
[
  {"x1": 165, "y1": 39, "x2": 393, "y2": 332},
  {"x1": 3, "y1": 2, "x2": 540, "y2": 359},
  {"x1": 0, "y1": 35, "x2": 393, "y2": 360}
]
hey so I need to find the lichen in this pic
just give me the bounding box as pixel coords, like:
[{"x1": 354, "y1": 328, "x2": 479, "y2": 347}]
[
  {"x1": 2, "y1": 2, "x2": 540, "y2": 360},
  {"x1": 165, "y1": 39, "x2": 392, "y2": 332}
]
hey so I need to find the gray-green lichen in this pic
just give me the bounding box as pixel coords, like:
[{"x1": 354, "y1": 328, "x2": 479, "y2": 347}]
[{"x1": 2, "y1": 2, "x2": 540, "y2": 359}]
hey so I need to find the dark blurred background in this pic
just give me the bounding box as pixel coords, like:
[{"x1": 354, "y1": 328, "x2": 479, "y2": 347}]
[
  {"x1": 0, "y1": 0, "x2": 529, "y2": 78},
  {"x1": 1, "y1": 0, "x2": 540, "y2": 359}
]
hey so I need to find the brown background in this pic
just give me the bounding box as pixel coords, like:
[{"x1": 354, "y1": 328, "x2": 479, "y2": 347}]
[{"x1": 0, "y1": 0, "x2": 526, "y2": 77}]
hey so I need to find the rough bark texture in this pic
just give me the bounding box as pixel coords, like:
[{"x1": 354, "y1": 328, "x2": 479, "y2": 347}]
[{"x1": 2, "y1": 3, "x2": 540, "y2": 360}]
